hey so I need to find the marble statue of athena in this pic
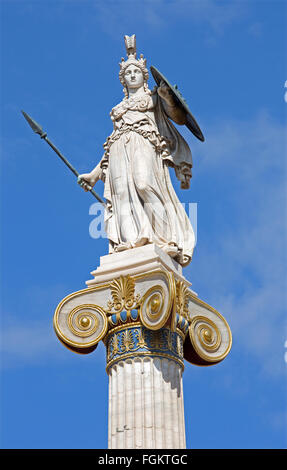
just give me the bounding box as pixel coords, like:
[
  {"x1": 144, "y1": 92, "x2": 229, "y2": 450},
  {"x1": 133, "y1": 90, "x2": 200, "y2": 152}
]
[{"x1": 78, "y1": 34, "x2": 195, "y2": 266}]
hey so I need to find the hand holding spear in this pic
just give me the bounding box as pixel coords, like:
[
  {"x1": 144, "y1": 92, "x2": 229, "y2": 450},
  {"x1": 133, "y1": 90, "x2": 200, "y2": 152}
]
[{"x1": 21, "y1": 111, "x2": 106, "y2": 206}]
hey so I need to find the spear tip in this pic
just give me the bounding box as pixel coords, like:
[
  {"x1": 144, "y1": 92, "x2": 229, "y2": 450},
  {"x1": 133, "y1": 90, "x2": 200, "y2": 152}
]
[{"x1": 21, "y1": 110, "x2": 44, "y2": 136}]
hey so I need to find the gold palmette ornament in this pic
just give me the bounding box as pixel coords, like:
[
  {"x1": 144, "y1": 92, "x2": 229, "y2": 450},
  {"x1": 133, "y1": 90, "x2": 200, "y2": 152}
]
[{"x1": 107, "y1": 275, "x2": 140, "y2": 313}]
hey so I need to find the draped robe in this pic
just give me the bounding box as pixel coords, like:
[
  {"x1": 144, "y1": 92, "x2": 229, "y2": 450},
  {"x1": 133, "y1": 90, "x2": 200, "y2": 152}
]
[{"x1": 99, "y1": 90, "x2": 195, "y2": 266}]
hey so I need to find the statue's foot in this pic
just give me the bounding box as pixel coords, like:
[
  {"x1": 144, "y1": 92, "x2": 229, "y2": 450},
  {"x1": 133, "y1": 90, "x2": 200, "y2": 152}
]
[{"x1": 133, "y1": 237, "x2": 150, "y2": 248}]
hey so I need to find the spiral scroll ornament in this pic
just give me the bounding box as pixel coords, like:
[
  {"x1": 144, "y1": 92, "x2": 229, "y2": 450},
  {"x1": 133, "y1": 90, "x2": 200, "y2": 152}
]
[
  {"x1": 54, "y1": 304, "x2": 108, "y2": 353},
  {"x1": 188, "y1": 315, "x2": 231, "y2": 364},
  {"x1": 139, "y1": 285, "x2": 170, "y2": 330}
]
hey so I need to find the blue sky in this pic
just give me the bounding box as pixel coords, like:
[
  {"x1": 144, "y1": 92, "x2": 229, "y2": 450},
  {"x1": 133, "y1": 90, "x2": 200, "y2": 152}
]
[{"x1": 0, "y1": 0, "x2": 286, "y2": 449}]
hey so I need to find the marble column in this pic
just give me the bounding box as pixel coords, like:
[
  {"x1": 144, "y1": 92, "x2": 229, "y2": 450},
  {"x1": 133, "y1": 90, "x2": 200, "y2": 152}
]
[{"x1": 106, "y1": 326, "x2": 186, "y2": 449}]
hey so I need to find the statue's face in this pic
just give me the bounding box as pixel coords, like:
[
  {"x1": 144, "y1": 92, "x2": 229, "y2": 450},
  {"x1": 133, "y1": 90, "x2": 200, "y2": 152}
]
[{"x1": 124, "y1": 64, "x2": 144, "y2": 89}]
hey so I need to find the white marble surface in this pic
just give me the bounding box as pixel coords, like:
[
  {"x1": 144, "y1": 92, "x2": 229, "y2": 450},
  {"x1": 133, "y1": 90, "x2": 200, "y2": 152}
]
[
  {"x1": 108, "y1": 357, "x2": 186, "y2": 449},
  {"x1": 86, "y1": 243, "x2": 195, "y2": 290}
]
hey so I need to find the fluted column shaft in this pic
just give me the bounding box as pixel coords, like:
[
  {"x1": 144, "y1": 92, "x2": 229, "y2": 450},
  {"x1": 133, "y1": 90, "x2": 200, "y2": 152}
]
[
  {"x1": 106, "y1": 325, "x2": 186, "y2": 449},
  {"x1": 108, "y1": 357, "x2": 185, "y2": 449}
]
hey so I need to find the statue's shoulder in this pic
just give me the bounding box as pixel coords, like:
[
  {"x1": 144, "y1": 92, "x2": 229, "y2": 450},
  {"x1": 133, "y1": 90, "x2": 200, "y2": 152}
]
[
  {"x1": 110, "y1": 92, "x2": 156, "y2": 121},
  {"x1": 110, "y1": 99, "x2": 127, "y2": 121}
]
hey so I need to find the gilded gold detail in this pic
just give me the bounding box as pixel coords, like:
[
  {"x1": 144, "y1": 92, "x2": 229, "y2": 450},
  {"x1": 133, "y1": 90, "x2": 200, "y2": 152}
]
[
  {"x1": 189, "y1": 315, "x2": 223, "y2": 362},
  {"x1": 139, "y1": 282, "x2": 171, "y2": 330},
  {"x1": 135, "y1": 328, "x2": 147, "y2": 349},
  {"x1": 105, "y1": 325, "x2": 185, "y2": 372},
  {"x1": 54, "y1": 303, "x2": 108, "y2": 351},
  {"x1": 150, "y1": 294, "x2": 161, "y2": 313},
  {"x1": 78, "y1": 316, "x2": 91, "y2": 329},
  {"x1": 186, "y1": 290, "x2": 232, "y2": 363},
  {"x1": 175, "y1": 327, "x2": 186, "y2": 342},
  {"x1": 203, "y1": 328, "x2": 213, "y2": 343},
  {"x1": 106, "y1": 321, "x2": 140, "y2": 336},
  {"x1": 122, "y1": 329, "x2": 134, "y2": 352},
  {"x1": 175, "y1": 280, "x2": 189, "y2": 320},
  {"x1": 54, "y1": 268, "x2": 232, "y2": 364},
  {"x1": 141, "y1": 286, "x2": 164, "y2": 322},
  {"x1": 106, "y1": 351, "x2": 185, "y2": 373},
  {"x1": 68, "y1": 306, "x2": 100, "y2": 338},
  {"x1": 107, "y1": 275, "x2": 140, "y2": 313},
  {"x1": 111, "y1": 333, "x2": 119, "y2": 356}
]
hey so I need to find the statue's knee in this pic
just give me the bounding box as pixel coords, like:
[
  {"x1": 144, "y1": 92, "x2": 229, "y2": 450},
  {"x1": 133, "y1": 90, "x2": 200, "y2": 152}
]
[
  {"x1": 135, "y1": 178, "x2": 149, "y2": 193},
  {"x1": 113, "y1": 179, "x2": 127, "y2": 198}
]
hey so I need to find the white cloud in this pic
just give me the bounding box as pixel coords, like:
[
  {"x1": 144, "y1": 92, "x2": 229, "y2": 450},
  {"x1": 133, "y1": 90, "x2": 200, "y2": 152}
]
[
  {"x1": 0, "y1": 314, "x2": 107, "y2": 369},
  {"x1": 92, "y1": 0, "x2": 246, "y2": 38},
  {"x1": 0, "y1": 284, "x2": 79, "y2": 368},
  {"x1": 0, "y1": 318, "x2": 57, "y2": 367},
  {"x1": 0, "y1": 283, "x2": 107, "y2": 369}
]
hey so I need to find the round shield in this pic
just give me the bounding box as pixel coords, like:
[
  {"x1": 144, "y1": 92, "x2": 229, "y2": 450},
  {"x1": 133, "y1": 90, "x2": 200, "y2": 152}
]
[{"x1": 150, "y1": 65, "x2": 205, "y2": 142}]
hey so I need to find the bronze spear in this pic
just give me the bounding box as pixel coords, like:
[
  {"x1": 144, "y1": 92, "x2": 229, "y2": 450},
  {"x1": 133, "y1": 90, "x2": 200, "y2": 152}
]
[{"x1": 21, "y1": 110, "x2": 106, "y2": 206}]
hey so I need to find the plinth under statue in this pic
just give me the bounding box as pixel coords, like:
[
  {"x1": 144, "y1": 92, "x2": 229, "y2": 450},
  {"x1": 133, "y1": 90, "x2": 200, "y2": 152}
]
[{"x1": 53, "y1": 35, "x2": 232, "y2": 449}]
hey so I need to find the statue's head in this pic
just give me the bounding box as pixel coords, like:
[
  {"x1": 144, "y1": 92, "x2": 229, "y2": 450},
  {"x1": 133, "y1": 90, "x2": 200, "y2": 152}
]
[
  {"x1": 119, "y1": 35, "x2": 149, "y2": 97},
  {"x1": 123, "y1": 64, "x2": 145, "y2": 90}
]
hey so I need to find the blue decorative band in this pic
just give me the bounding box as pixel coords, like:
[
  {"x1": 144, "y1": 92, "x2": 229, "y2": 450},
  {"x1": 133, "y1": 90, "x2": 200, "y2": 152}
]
[
  {"x1": 106, "y1": 325, "x2": 184, "y2": 371},
  {"x1": 175, "y1": 313, "x2": 189, "y2": 335}
]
